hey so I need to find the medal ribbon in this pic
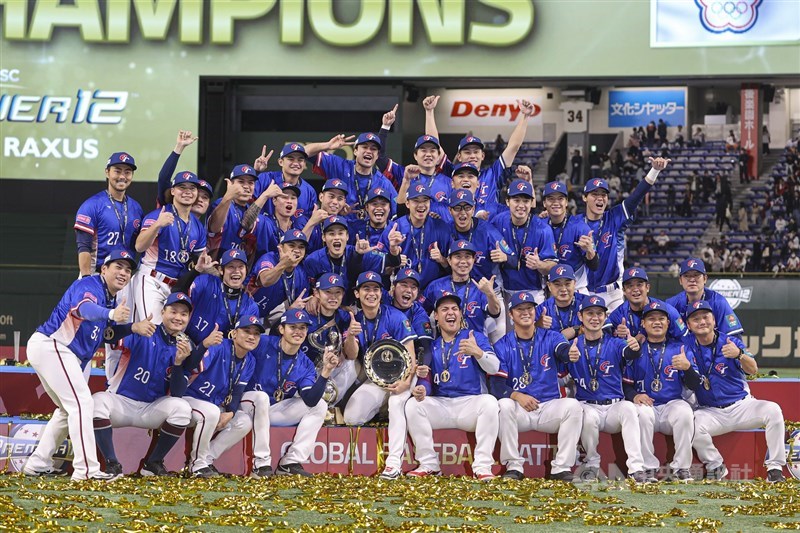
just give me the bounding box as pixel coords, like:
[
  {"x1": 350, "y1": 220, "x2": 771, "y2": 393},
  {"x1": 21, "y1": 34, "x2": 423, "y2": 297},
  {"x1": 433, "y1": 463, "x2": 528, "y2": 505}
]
[
  {"x1": 106, "y1": 191, "x2": 129, "y2": 247},
  {"x1": 222, "y1": 344, "x2": 247, "y2": 406},
  {"x1": 275, "y1": 347, "x2": 298, "y2": 399},
  {"x1": 583, "y1": 337, "x2": 604, "y2": 386},
  {"x1": 515, "y1": 332, "x2": 536, "y2": 380},
  {"x1": 646, "y1": 341, "x2": 666, "y2": 387}
]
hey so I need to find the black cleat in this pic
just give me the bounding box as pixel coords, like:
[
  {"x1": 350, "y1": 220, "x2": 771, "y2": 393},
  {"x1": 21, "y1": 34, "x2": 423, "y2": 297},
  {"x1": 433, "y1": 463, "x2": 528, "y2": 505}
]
[{"x1": 275, "y1": 463, "x2": 312, "y2": 477}]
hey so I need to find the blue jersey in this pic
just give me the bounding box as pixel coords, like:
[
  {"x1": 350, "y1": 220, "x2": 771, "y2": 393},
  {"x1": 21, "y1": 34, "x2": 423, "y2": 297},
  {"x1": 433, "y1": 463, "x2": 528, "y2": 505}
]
[
  {"x1": 140, "y1": 206, "x2": 207, "y2": 279},
  {"x1": 108, "y1": 327, "x2": 182, "y2": 403},
  {"x1": 313, "y1": 152, "x2": 398, "y2": 216},
  {"x1": 687, "y1": 332, "x2": 749, "y2": 408},
  {"x1": 75, "y1": 191, "x2": 144, "y2": 271},
  {"x1": 253, "y1": 213, "x2": 310, "y2": 258},
  {"x1": 186, "y1": 339, "x2": 256, "y2": 407},
  {"x1": 666, "y1": 289, "x2": 744, "y2": 336},
  {"x1": 378, "y1": 215, "x2": 451, "y2": 287},
  {"x1": 304, "y1": 245, "x2": 385, "y2": 292},
  {"x1": 347, "y1": 219, "x2": 388, "y2": 253},
  {"x1": 567, "y1": 335, "x2": 629, "y2": 402},
  {"x1": 605, "y1": 298, "x2": 687, "y2": 342},
  {"x1": 452, "y1": 218, "x2": 514, "y2": 283},
  {"x1": 584, "y1": 181, "x2": 652, "y2": 290},
  {"x1": 302, "y1": 309, "x2": 352, "y2": 364},
  {"x1": 489, "y1": 212, "x2": 557, "y2": 291},
  {"x1": 248, "y1": 252, "x2": 309, "y2": 320},
  {"x1": 254, "y1": 171, "x2": 318, "y2": 219},
  {"x1": 186, "y1": 274, "x2": 259, "y2": 344},
  {"x1": 391, "y1": 300, "x2": 433, "y2": 341},
  {"x1": 384, "y1": 162, "x2": 453, "y2": 223},
  {"x1": 493, "y1": 328, "x2": 568, "y2": 402},
  {"x1": 536, "y1": 294, "x2": 587, "y2": 333},
  {"x1": 429, "y1": 329, "x2": 494, "y2": 398},
  {"x1": 547, "y1": 215, "x2": 594, "y2": 285},
  {"x1": 246, "y1": 336, "x2": 317, "y2": 405},
  {"x1": 442, "y1": 157, "x2": 506, "y2": 215},
  {"x1": 424, "y1": 276, "x2": 489, "y2": 334},
  {"x1": 355, "y1": 304, "x2": 415, "y2": 353},
  {"x1": 624, "y1": 340, "x2": 697, "y2": 406},
  {"x1": 36, "y1": 276, "x2": 116, "y2": 365},
  {"x1": 208, "y1": 199, "x2": 254, "y2": 259}
]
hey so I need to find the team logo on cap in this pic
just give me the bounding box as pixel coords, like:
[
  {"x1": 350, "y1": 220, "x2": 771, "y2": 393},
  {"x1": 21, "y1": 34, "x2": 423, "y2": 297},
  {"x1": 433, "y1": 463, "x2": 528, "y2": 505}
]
[
  {"x1": 516, "y1": 182, "x2": 527, "y2": 191},
  {"x1": 331, "y1": 179, "x2": 343, "y2": 187},
  {"x1": 292, "y1": 310, "x2": 303, "y2": 320},
  {"x1": 593, "y1": 179, "x2": 602, "y2": 186},
  {"x1": 404, "y1": 269, "x2": 414, "y2": 276},
  {"x1": 550, "y1": 183, "x2": 559, "y2": 190},
  {"x1": 119, "y1": 153, "x2": 131, "y2": 162},
  {"x1": 687, "y1": 259, "x2": 700, "y2": 268},
  {"x1": 648, "y1": 302, "x2": 659, "y2": 310},
  {"x1": 120, "y1": 251, "x2": 131, "y2": 258},
  {"x1": 176, "y1": 293, "x2": 186, "y2": 300},
  {"x1": 373, "y1": 188, "x2": 384, "y2": 195},
  {"x1": 423, "y1": 135, "x2": 432, "y2": 141},
  {"x1": 367, "y1": 134, "x2": 376, "y2": 141},
  {"x1": 365, "y1": 272, "x2": 378, "y2": 281},
  {"x1": 457, "y1": 241, "x2": 468, "y2": 249},
  {"x1": 589, "y1": 297, "x2": 600, "y2": 305},
  {"x1": 328, "y1": 275, "x2": 339, "y2": 284},
  {"x1": 250, "y1": 316, "x2": 259, "y2": 324},
  {"x1": 415, "y1": 184, "x2": 425, "y2": 193},
  {"x1": 291, "y1": 143, "x2": 300, "y2": 150},
  {"x1": 241, "y1": 166, "x2": 251, "y2": 173},
  {"x1": 467, "y1": 137, "x2": 476, "y2": 142},
  {"x1": 456, "y1": 190, "x2": 467, "y2": 199},
  {"x1": 692, "y1": 301, "x2": 704, "y2": 310},
  {"x1": 555, "y1": 266, "x2": 567, "y2": 276},
  {"x1": 183, "y1": 172, "x2": 192, "y2": 179},
  {"x1": 519, "y1": 293, "x2": 529, "y2": 301}
]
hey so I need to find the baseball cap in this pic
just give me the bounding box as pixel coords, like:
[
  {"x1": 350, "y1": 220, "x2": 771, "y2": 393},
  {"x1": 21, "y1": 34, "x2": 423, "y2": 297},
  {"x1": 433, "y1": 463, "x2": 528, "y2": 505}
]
[
  {"x1": 172, "y1": 171, "x2": 201, "y2": 187},
  {"x1": 680, "y1": 258, "x2": 707, "y2": 276},
  {"x1": 434, "y1": 291, "x2": 462, "y2": 309},
  {"x1": 321, "y1": 179, "x2": 348, "y2": 195},
  {"x1": 197, "y1": 179, "x2": 213, "y2": 197},
  {"x1": 279, "y1": 143, "x2": 308, "y2": 159},
  {"x1": 584, "y1": 178, "x2": 610, "y2": 194},
  {"x1": 407, "y1": 183, "x2": 432, "y2": 200},
  {"x1": 451, "y1": 162, "x2": 479, "y2": 178},
  {"x1": 507, "y1": 179, "x2": 534, "y2": 198},
  {"x1": 641, "y1": 300, "x2": 669, "y2": 317},
  {"x1": 684, "y1": 300, "x2": 713, "y2": 319},
  {"x1": 322, "y1": 215, "x2": 348, "y2": 233},
  {"x1": 548, "y1": 264, "x2": 575, "y2": 282},
  {"x1": 279, "y1": 309, "x2": 311, "y2": 326},
  {"x1": 220, "y1": 249, "x2": 247, "y2": 267},
  {"x1": 280, "y1": 229, "x2": 309, "y2": 246},
  {"x1": 414, "y1": 135, "x2": 440, "y2": 151},
  {"x1": 579, "y1": 295, "x2": 608, "y2": 312},
  {"x1": 622, "y1": 267, "x2": 649, "y2": 284},
  {"x1": 509, "y1": 291, "x2": 536, "y2": 309},
  {"x1": 458, "y1": 136, "x2": 484, "y2": 152},
  {"x1": 316, "y1": 272, "x2": 346, "y2": 290},
  {"x1": 164, "y1": 292, "x2": 193, "y2": 312},
  {"x1": 229, "y1": 164, "x2": 258, "y2": 180},
  {"x1": 543, "y1": 181, "x2": 568, "y2": 197},
  {"x1": 103, "y1": 249, "x2": 137, "y2": 270},
  {"x1": 448, "y1": 239, "x2": 477, "y2": 256},
  {"x1": 355, "y1": 271, "x2": 383, "y2": 288},
  {"x1": 448, "y1": 188, "x2": 475, "y2": 207},
  {"x1": 394, "y1": 268, "x2": 420, "y2": 286},
  {"x1": 280, "y1": 183, "x2": 301, "y2": 197},
  {"x1": 355, "y1": 132, "x2": 382, "y2": 149},
  {"x1": 235, "y1": 315, "x2": 267, "y2": 332},
  {"x1": 366, "y1": 187, "x2": 391, "y2": 204},
  {"x1": 106, "y1": 152, "x2": 137, "y2": 170}
]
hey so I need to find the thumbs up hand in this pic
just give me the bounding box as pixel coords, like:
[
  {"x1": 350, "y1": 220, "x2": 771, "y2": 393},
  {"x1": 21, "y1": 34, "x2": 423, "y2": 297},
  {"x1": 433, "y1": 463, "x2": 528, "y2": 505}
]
[
  {"x1": 347, "y1": 311, "x2": 363, "y2": 337},
  {"x1": 525, "y1": 248, "x2": 541, "y2": 270},
  {"x1": 112, "y1": 298, "x2": 131, "y2": 323},
  {"x1": 569, "y1": 338, "x2": 580, "y2": 362},
  {"x1": 175, "y1": 333, "x2": 193, "y2": 363},
  {"x1": 203, "y1": 323, "x2": 224, "y2": 348},
  {"x1": 490, "y1": 240, "x2": 508, "y2": 263},
  {"x1": 132, "y1": 313, "x2": 157, "y2": 337},
  {"x1": 458, "y1": 330, "x2": 483, "y2": 358},
  {"x1": 429, "y1": 242, "x2": 443, "y2": 262},
  {"x1": 721, "y1": 338, "x2": 743, "y2": 359},
  {"x1": 615, "y1": 317, "x2": 630, "y2": 339},
  {"x1": 156, "y1": 206, "x2": 175, "y2": 228},
  {"x1": 672, "y1": 345, "x2": 691, "y2": 370},
  {"x1": 625, "y1": 327, "x2": 640, "y2": 351},
  {"x1": 536, "y1": 307, "x2": 552, "y2": 329}
]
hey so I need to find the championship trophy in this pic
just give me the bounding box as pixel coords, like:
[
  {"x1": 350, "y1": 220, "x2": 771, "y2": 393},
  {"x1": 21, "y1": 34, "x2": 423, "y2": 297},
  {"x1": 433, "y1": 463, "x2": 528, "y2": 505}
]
[
  {"x1": 363, "y1": 339, "x2": 413, "y2": 388},
  {"x1": 309, "y1": 323, "x2": 342, "y2": 424}
]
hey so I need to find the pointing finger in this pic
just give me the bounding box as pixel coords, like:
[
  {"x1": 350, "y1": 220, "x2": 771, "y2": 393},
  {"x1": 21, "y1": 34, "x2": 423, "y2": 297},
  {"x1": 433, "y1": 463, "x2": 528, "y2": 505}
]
[{"x1": 261, "y1": 145, "x2": 267, "y2": 158}]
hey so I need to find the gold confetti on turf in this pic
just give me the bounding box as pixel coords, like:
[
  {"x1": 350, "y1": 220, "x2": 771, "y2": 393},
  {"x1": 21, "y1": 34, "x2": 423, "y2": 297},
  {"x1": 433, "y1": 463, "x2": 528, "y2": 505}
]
[{"x1": 766, "y1": 522, "x2": 800, "y2": 530}]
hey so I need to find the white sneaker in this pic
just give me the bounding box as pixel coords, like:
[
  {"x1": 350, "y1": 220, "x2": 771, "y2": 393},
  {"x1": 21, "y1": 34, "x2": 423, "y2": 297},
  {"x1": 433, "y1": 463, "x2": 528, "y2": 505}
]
[{"x1": 379, "y1": 466, "x2": 402, "y2": 480}]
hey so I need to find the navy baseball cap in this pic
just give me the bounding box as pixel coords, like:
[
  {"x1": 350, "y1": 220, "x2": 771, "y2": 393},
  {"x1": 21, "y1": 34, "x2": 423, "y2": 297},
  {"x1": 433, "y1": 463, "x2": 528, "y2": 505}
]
[
  {"x1": 641, "y1": 300, "x2": 669, "y2": 317},
  {"x1": 164, "y1": 292, "x2": 193, "y2": 312},
  {"x1": 197, "y1": 179, "x2": 213, "y2": 197},
  {"x1": 579, "y1": 295, "x2": 608, "y2": 312},
  {"x1": 221, "y1": 249, "x2": 247, "y2": 267},
  {"x1": 280, "y1": 229, "x2": 308, "y2": 246},
  {"x1": 680, "y1": 258, "x2": 707, "y2": 275},
  {"x1": 103, "y1": 249, "x2": 137, "y2": 270},
  {"x1": 355, "y1": 132, "x2": 382, "y2": 149},
  {"x1": 279, "y1": 309, "x2": 311, "y2": 326},
  {"x1": 107, "y1": 152, "x2": 137, "y2": 170},
  {"x1": 451, "y1": 162, "x2": 479, "y2": 177},
  {"x1": 321, "y1": 179, "x2": 348, "y2": 195},
  {"x1": 448, "y1": 188, "x2": 475, "y2": 207},
  {"x1": 230, "y1": 164, "x2": 258, "y2": 180},
  {"x1": 458, "y1": 136, "x2": 484, "y2": 152},
  {"x1": 434, "y1": 291, "x2": 462, "y2": 309},
  {"x1": 548, "y1": 264, "x2": 575, "y2": 282},
  {"x1": 622, "y1": 267, "x2": 649, "y2": 284},
  {"x1": 685, "y1": 300, "x2": 713, "y2": 319},
  {"x1": 316, "y1": 272, "x2": 346, "y2": 290},
  {"x1": 407, "y1": 183, "x2": 433, "y2": 200},
  {"x1": 395, "y1": 268, "x2": 420, "y2": 286},
  {"x1": 543, "y1": 181, "x2": 568, "y2": 197},
  {"x1": 172, "y1": 171, "x2": 201, "y2": 187},
  {"x1": 235, "y1": 315, "x2": 266, "y2": 332},
  {"x1": 583, "y1": 178, "x2": 610, "y2": 194},
  {"x1": 366, "y1": 186, "x2": 391, "y2": 204},
  {"x1": 280, "y1": 183, "x2": 301, "y2": 197},
  {"x1": 414, "y1": 135, "x2": 440, "y2": 151},
  {"x1": 279, "y1": 143, "x2": 307, "y2": 159},
  {"x1": 507, "y1": 179, "x2": 534, "y2": 198},
  {"x1": 509, "y1": 291, "x2": 536, "y2": 309},
  {"x1": 448, "y1": 239, "x2": 477, "y2": 256},
  {"x1": 355, "y1": 270, "x2": 383, "y2": 288},
  {"x1": 322, "y1": 215, "x2": 348, "y2": 232}
]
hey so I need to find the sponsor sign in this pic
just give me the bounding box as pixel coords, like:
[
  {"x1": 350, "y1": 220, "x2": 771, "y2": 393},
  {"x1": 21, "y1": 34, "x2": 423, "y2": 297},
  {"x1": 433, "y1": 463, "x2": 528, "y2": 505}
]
[{"x1": 608, "y1": 89, "x2": 687, "y2": 128}]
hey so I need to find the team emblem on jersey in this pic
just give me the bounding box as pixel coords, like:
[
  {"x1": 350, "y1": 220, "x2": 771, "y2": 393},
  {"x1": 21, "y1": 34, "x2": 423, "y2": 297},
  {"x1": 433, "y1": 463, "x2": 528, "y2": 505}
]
[
  {"x1": 600, "y1": 232, "x2": 612, "y2": 246},
  {"x1": 676, "y1": 318, "x2": 686, "y2": 331},
  {"x1": 282, "y1": 380, "x2": 296, "y2": 393},
  {"x1": 696, "y1": 0, "x2": 761, "y2": 34},
  {"x1": 457, "y1": 353, "x2": 471, "y2": 367},
  {"x1": 558, "y1": 245, "x2": 570, "y2": 258},
  {"x1": 261, "y1": 261, "x2": 275, "y2": 270},
  {"x1": 77, "y1": 214, "x2": 91, "y2": 225},
  {"x1": 133, "y1": 218, "x2": 141, "y2": 229},
  {"x1": 663, "y1": 365, "x2": 678, "y2": 379},
  {"x1": 540, "y1": 353, "x2": 551, "y2": 369},
  {"x1": 726, "y1": 314, "x2": 738, "y2": 327},
  {"x1": 435, "y1": 191, "x2": 446, "y2": 201},
  {"x1": 599, "y1": 360, "x2": 615, "y2": 374},
  {"x1": 714, "y1": 362, "x2": 727, "y2": 375},
  {"x1": 465, "y1": 301, "x2": 478, "y2": 316}
]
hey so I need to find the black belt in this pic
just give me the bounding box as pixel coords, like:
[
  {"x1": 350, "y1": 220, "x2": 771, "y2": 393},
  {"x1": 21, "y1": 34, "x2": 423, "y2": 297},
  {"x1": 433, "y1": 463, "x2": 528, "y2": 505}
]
[
  {"x1": 584, "y1": 398, "x2": 621, "y2": 405},
  {"x1": 714, "y1": 400, "x2": 741, "y2": 409}
]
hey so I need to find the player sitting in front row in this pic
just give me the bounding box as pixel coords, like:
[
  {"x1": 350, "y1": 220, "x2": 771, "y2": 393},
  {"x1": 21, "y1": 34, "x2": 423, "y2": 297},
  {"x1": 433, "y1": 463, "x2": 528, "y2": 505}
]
[{"x1": 684, "y1": 301, "x2": 786, "y2": 482}]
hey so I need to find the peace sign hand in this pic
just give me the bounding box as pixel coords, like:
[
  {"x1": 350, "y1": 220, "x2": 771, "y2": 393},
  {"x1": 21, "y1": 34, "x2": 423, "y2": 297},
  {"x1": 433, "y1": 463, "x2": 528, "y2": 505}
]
[{"x1": 253, "y1": 145, "x2": 274, "y2": 172}]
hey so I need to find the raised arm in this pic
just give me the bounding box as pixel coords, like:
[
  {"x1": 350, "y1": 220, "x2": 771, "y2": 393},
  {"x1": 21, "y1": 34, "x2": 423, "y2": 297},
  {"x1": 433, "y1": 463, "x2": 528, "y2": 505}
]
[
  {"x1": 303, "y1": 134, "x2": 355, "y2": 158},
  {"x1": 501, "y1": 99, "x2": 536, "y2": 166},
  {"x1": 423, "y1": 95, "x2": 440, "y2": 140}
]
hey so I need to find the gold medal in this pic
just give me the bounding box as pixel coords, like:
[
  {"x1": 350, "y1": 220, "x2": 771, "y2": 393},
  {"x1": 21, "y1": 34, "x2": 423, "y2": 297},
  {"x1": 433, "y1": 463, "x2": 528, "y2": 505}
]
[
  {"x1": 440, "y1": 370, "x2": 451, "y2": 383},
  {"x1": 589, "y1": 378, "x2": 599, "y2": 392},
  {"x1": 651, "y1": 379, "x2": 662, "y2": 393},
  {"x1": 274, "y1": 389, "x2": 284, "y2": 402},
  {"x1": 520, "y1": 372, "x2": 531, "y2": 386},
  {"x1": 702, "y1": 377, "x2": 711, "y2": 391}
]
